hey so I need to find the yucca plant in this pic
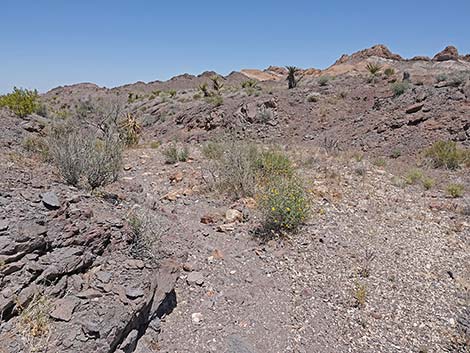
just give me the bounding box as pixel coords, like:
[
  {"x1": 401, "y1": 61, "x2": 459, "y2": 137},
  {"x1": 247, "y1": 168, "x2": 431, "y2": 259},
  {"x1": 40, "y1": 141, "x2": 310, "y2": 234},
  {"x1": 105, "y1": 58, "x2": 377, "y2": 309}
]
[
  {"x1": 286, "y1": 66, "x2": 302, "y2": 89},
  {"x1": 119, "y1": 113, "x2": 141, "y2": 146},
  {"x1": 198, "y1": 83, "x2": 210, "y2": 97},
  {"x1": 210, "y1": 76, "x2": 224, "y2": 93},
  {"x1": 366, "y1": 63, "x2": 382, "y2": 76},
  {"x1": 241, "y1": 80, "x2": 258, "y2": 89}
]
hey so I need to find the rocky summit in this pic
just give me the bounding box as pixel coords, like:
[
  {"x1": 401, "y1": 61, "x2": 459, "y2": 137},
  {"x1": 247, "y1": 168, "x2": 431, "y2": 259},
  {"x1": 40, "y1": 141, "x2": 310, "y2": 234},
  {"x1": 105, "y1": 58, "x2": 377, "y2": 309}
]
[{"x1": 0, "y1": 44, "x2": 469, "y2": 353}]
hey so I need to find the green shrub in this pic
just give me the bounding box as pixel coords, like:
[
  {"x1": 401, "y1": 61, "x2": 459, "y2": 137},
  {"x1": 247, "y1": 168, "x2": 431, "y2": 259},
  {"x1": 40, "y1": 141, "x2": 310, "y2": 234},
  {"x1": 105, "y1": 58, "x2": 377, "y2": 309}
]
[
  {"x1": 318, "y1": 76, "x2": 330, "y2": 86},
  {"x1": 373, "y1": 158, "x2": 386, "y2": 167},
  {"x1": 259, "y1": 176, "x2": 309, "y2": 232},
  {"x1": 167, "y1": 89, "x2": 177, "y2": 98},
  {"x1": 256, "y1": 108, "x2": 273, "y2": 123},
  {"x1": 405, "y1": 168, "x2": 423, "y2": 185},
  {"x1": 446, "y1": 184, "x2": 464, "y2": 198},
  {"x1": 384, "y1": 68, "x2": 395, "y2": 77},
  {"x1": 149, "y1": 141, "x2": 161, "y2": 149},
  {"x1": 391, "y1": 81, "x2": 409, "y2": 96},
  {"x1": 425, "y1": 140, "x2": 469, "y2": 170},
  {"x1": 390, "y1": 149, "x2": 401, "y2": 159},
  {"x1": 0, "y1": 87, "x2": 39, "y2": 117},
  {"x1": 256, "y1": 149, "x2": 294, "y2": 180},
  {"x1": 162, "y1": 144, "x2": 189, "y2": 164},
  {"x1": 448, "y1": 73, "x2": 467, "y2": 87},
  {"x1": 422, "y1": 177, "x2": 435, "y2": 190},
  {"x1": 205, "y1": 94, "x2": 223, "y2": 107},
  {"x1": 307, "y1": 94, "x2": 320, "y2": 102}
]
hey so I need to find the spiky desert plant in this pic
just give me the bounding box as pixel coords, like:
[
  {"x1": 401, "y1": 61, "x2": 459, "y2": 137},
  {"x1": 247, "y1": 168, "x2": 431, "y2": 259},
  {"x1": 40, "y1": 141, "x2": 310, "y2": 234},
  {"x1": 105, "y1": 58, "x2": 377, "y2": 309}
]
[
  {"x1": 366, "y1": 63, "x2": 382, "y2": 76},
  {"x1": 210, "y1": 76, "x2": 224, "y2": 93},
  {"x1": 286, "y1": 66, "x2": 302, "y2": 89},
  {"x1": 198, "y1": 83, "x2": 210, "y2": 97},
  {"x1": 241, "y1": 80, "x2": 258, "y2": 89},
  {"x1": 119, "y1": 113, "x2": 141, "y2": 146}
]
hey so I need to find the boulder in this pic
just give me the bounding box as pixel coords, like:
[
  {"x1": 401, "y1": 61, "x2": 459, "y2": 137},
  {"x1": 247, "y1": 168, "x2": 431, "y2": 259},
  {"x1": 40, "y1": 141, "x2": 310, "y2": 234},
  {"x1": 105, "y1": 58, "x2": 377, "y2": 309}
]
[
  {"x1": 405, "y1": 103, "x2": 424, "y2": 114},
  {"x1": 41, "y1": 191, "x2": 60, "y2": 210}
]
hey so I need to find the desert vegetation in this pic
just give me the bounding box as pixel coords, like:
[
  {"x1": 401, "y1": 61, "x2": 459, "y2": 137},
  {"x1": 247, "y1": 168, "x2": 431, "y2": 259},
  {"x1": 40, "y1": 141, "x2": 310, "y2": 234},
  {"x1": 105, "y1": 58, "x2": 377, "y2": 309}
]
[
  {"x1": 0, "y1": 87, "x2": 39, "y2": 117},
  {"x1": 1, "y1": 44, "x2": 469, "y2": 353}
]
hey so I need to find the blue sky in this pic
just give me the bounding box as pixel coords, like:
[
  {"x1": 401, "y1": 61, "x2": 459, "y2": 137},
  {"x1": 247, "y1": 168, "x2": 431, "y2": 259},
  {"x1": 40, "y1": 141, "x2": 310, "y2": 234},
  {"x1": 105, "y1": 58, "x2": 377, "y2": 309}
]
[{"x1": 1, "y1": 0, "x2": 469, "y2": 93}]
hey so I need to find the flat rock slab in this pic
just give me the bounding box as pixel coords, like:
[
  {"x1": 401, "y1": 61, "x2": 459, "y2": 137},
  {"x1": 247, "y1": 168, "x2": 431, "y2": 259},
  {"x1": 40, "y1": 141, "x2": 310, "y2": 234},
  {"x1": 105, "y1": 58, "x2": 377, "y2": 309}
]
[
  {"x1": 186, "y1": 271, "x2": 204, "y2": 286},
  {"x1": 50, "y1": 297, "x2": 79, "y2": 322},
  {"x1": 226, "y1": 335, "x2": 258, "y2": 353},
  {"x1": 41, "y1": 191, "x2": 60, "y2": 209}
]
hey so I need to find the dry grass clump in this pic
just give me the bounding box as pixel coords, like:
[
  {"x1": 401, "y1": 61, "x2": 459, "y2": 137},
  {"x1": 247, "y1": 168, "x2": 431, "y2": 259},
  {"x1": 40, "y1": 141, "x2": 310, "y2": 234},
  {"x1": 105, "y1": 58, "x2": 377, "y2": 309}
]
[
  {"x1": 162, "y1": 144, "x2": 189, "y2": 164},
  {"x1": 16, "y1": 294, "x2": 51, "y2": 352},
  {"x1": 48, "y1": 124, "x2": 123, "y2": 189},
  {"x1": 128, "y1": 209, "x2": 168, "y2": 261},
  {"x1": 84, "y1": 135, "x2": 122, "y2": 189},
  {"x1": 405, "y1": 168, "x2": 424, "y2": 185}
]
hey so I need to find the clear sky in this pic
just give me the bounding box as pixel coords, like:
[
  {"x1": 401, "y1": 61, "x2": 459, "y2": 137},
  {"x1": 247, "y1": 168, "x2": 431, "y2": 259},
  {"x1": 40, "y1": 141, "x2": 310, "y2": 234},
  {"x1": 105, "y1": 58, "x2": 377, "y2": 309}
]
[{"x1": 1, "y1": 0, "x2": 469, "y2": 93}]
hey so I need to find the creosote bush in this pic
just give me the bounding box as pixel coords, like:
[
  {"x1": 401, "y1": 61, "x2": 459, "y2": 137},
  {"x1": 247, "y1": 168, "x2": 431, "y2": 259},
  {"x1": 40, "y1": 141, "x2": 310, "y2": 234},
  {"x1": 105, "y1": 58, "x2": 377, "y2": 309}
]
[
  {"x1": 425, "y1": 140, "x2": 469, "y2": 170},
  {"x1": 0, "y1": 87, "x2": 39, "y2": 117}
]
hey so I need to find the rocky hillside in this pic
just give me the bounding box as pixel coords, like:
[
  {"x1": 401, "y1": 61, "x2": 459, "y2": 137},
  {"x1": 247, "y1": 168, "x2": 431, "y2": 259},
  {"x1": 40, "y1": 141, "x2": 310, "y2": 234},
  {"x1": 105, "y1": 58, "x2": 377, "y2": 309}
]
[{"x1": 0, "y1": 45, "x2": 469, "y2": 353}]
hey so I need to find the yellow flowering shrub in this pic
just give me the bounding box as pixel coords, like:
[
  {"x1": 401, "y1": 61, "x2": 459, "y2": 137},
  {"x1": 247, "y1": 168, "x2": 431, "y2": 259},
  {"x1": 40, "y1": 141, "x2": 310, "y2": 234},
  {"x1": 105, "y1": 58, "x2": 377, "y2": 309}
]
[{"x1": 259, "y1": 176, "x2": 309, "y2": 233}]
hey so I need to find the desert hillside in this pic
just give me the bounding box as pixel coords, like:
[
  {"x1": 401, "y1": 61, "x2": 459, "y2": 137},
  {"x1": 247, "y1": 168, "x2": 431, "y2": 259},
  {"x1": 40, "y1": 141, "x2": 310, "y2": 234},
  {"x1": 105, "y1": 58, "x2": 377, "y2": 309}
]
[{"x1": 0, "y1": 45, "x2": 469, "y2": 353}]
